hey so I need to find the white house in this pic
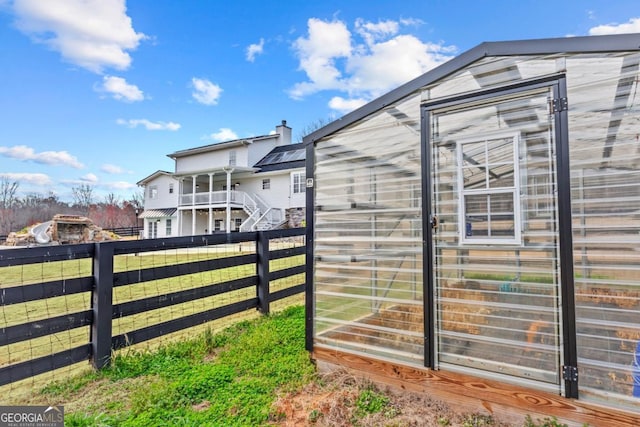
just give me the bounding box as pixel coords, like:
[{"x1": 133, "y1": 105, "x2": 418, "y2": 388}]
[
  {"x1": 135, "y1": 170, "x2": 179, "y2": 238},
  {"x1": 137, "y1": 120, "x2": 306, "y2": 238}
]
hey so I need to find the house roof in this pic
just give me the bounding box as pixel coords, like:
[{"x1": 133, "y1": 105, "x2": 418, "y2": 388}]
[
  {"x1": 167, "y1": 134, "x2": 275, "y2": 159},
  {"x1": 303, "y1": 33, "x2": 640, "y2": 146},
  {"x1": 138, "y1": 208, "x2": 177, "y2": 218},
  {"x1": 136, "y1": 170, "x2": 173, "y2": 186},
  {"x1": 253, "y1": 142, "x2": 306, "y2": 172}
]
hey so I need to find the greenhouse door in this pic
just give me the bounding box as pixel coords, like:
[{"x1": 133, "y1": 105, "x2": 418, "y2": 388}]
[{"x1": 422, "y1": 78, "x2": 576, "y2": 395}]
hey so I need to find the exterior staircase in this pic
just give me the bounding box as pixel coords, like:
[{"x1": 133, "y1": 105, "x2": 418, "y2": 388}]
[{"x1": 239, "y1": 193, "x2": 285, "y2": 231}]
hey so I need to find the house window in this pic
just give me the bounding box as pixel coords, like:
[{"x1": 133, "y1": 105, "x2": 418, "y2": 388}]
[
  {"x1": 292, "y1": 172, "x2": 305, "y2": 194},
  {"x1": 169, "y1": 183, "x2": 174, "y2": 194},
  {"x1": 234, "y1": 218, "x2": 243, "y2": 231},
  {"x1": 149, "y1": 186, "x2": 158, "y2": 199},
  {"x1": 262, "y1": 179, "x2": 271, "y2": 190},
  {"x1": 457, "y1": 132, "x2": 521, "y2": 245},
  {"x1": 214, "y1": 219, "x2": 223, "y2": 231},
  {"x1": 229, "y1": 150, "x2": 237, "y2": 166},
  {"x1": 165, "y1": 219, "x2": 172, "y2": 236}
]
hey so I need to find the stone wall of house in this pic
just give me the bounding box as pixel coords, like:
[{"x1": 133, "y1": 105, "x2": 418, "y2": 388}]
[{"x1": 285, "y1": 208, "x2": 305, "y2": 228}]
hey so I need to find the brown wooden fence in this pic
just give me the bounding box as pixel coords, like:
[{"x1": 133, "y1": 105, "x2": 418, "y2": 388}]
[{"x1": 0, "y1": 228, "x2": 306, "y2": 387}]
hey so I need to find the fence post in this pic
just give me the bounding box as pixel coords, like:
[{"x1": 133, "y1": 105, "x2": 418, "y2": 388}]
[
  {"x1": 91, "y1": 242, "x2": 114, "y2": 370},
  {"x1": 256, "y1": 231, "x2": 270, "y2": 314}
]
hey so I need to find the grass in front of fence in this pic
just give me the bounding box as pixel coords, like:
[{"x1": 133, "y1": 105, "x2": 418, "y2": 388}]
[
  {"x1": 0, "y1": 244, "x2": 304, "y2": 402},
  {"x1": 38, "y1": 305, "x2": 315, "y2": 427}
]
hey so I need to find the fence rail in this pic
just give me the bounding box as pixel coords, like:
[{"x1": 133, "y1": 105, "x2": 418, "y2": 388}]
[
  {"x1": 0, "y1": 228, "x2": 306, "y2": 388},
  {"x1": 104, "y1": 226, "x2": 143, "y2": 237}
]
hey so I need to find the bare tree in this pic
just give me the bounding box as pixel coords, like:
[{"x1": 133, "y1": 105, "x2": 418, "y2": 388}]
[
  {"x1": 128, "y1": 189, "x2": 144, "y2": 211},
  {"x1": 0, "y1": 177, "x2": 19, "y2": 235},
  {"x1": 295, "y1": 117, "x2": 332, "y2": 142},
  {"x1": 128, "y1": 189, "x2": 144, "y2": 227},
  {"x1": 104, "y1": 192, "x2": 120, "y2": 206},
  {"x1": 19, "y1": 191, "x2": 74, "y2": 226},
  {"x1": 72, "y1": 184, "x2": 94, "y2": 213}
]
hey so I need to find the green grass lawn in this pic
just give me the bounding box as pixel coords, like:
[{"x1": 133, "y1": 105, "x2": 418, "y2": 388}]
[
  {"x1": 37, "y1": 305, "x2": 315, "y2": 427},
  {"x1": 0, "y1": 244, "x2": 304, "y2": 403}
]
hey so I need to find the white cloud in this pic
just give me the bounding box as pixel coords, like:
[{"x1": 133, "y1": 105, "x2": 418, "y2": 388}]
[
  {"x1": 99, "y1": 75, "x2": 144, "y2": 101},
  {"x1": 116, "y1": 118, "x2": 181, "y2": 131},
  {"x1": 101, "y1": 163, "x2": 125, "y2": 174},
  {"x1": 1, "y1": 172, "x2": 52, "y2": 186},
  {"x1": 347, "y1": 34, "x2": 452, "y2": 98},
  {"x1": 81, "y1": 173, "x2": 98, "y2": 183},
  {"x1": 589, "y1": 17, "x2": 640, "y2": 35},
  {"x1": 289, "y1": 18, "x2": 352, "y2": 99},
  {"x1": 191, "y1": 77, "x2": 222, "y2": 105},
  {"x1": 246, "y1": 38, "x2": 264, "y2": 62},
  {"x1": 354, "y1": 18, "x2": 399, "y2": 45},
  {"x1": 289, "y1": 17, "x2": 456, "y2": 110},
  {"x1": 0, "y1": 145, "x2": 84, "y2": 168},
  {"x1": 209, "y1": 128, "x2": 238, "y2": 142},
  {"x1": 328, "y1": 96, "x2": 368, "y2": 114},
  {"x1": 11, "y1": 0, "x2": 146, "y2": 73},
  {"x1": 106, "y1": 180, "x2": 135, "y2": 190}
]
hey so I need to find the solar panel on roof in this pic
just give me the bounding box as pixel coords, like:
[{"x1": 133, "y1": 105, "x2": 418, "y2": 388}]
[{"x1": 256, "y1": 148, "x2": 305, "y2": 166}]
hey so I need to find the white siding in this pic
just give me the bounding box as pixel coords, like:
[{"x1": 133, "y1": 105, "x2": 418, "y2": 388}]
[
  {"x1": 143, "y1": 216, "x2": 176, "y2": 239},
  {"x1": 247, "y1": 138, "x2": 278, "y2": 166},
  {"x1": 143, "y1": 175, "x2": 179, "y2": 209},
  {"x1": 243, "y1": 169, "x2": 305, "y2": 209},
  {"x1": 175, "y1": 146, "x2": 250, "y2": 173}
]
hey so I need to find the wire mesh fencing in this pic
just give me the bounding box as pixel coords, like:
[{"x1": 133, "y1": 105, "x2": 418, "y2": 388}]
[{"x1": 0, "y1": 228, "x2": 306, "y2": 403}]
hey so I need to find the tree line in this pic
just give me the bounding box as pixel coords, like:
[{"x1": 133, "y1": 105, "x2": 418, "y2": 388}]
[{"x1": 0, "y1": 178, "x2": 143, "y2": 236}]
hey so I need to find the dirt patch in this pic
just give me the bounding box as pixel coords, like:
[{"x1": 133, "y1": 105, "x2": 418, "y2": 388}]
[{"x1": 271, "y1": 369, "x2": 513, "y2": 427}]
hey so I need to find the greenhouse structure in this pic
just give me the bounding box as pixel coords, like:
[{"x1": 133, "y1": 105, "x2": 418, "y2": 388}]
[{"x1": 304, "y1": 33, "x2": 640, "y2": 425}]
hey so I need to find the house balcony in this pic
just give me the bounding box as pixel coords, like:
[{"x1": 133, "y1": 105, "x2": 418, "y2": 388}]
[
  {"x1": 179, "y1": 190, "x2": 249, "y2": 208},
  {"x1": 178, "y1": 189, "x2": 285, "y2": 232}
]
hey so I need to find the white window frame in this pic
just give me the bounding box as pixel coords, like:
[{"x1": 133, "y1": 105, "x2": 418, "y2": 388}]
[
  {"x1": 234, "y1": 218, "x2": 243, "y2": 231},
  {"x1": 149, "y1": 185, "x2": 158, "y2": 200},
  {"x1": 456, "y1": 131, "x2": 522, "y2": 246},
  {"x1": 169, "y1": 183, "x2": 174, "y2": 194},
  {"x1": 214, "y1": 219, "x2": 223, "y2": 231},
  {"x1": 262, "y1": 178, "x2": 271, "y2": 190},
  {"x1": 229, "y1": 150, "x2": 237, "y2": 166},
  {"x1": 292, "y1": 171, "x2": 305, "y2": 194},
  {"x1": 165, "y1": 218, "x2": 172, "y2": 236}
]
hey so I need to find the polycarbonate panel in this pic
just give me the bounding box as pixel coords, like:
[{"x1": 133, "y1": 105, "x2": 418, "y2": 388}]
[
  {"x1": 430, "y1": 87, "x2": 562, "y2": 386},
  {"x1": 423, "y1": 50, "x2": 640, "y2": 410},
  {"x1": 313, "y1": 94, "x2": 424, "y2": 366},
  {"x1": 312, "y1": 48, "x2": 640, "y2": 412},
  {"x1": 565, "y1": 53, "x2": 640, "y2": 409}
]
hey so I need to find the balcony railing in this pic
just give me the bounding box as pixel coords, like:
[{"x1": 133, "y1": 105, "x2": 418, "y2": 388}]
[
  {"x1": 180, "y1": 190, "x2": 249, "y2": 206},
  {"x1": 179, "y1": 190, "x2": 281, "y2": 231}
]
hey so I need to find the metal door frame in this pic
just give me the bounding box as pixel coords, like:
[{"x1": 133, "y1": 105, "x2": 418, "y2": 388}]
[{"x1": 420, "y1": 75, "x2": 577, "y2": 397}]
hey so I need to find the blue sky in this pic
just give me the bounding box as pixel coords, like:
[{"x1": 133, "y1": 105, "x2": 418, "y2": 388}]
[{"x1": 0, "y1": 1, "x2": 639, "y2": 202}]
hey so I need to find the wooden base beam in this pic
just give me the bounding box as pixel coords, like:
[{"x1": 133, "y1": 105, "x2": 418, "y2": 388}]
[{"x1": 312, "y1": 347, "x2": 640, "y2": 427}]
